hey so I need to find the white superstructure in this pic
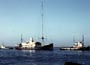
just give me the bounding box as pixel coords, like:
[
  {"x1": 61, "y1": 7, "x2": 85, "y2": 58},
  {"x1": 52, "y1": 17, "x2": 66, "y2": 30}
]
[
  {"x1": 16, "y1": 37, "x2": 42, "y2": 50},
  {"x1": 19, "y1": 38, "x2": 36, "y2": 49},
  {"x1": 0, "y1": 45, "x2": 6, "y2": 49},
  {"x1": 73, "y1": 41, "x2": 84, "y2": 48}
]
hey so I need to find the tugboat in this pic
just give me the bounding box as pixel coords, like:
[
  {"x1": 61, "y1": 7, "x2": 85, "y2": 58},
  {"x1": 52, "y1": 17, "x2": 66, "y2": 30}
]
[{"x1": 60, "y1": 35, "x2": 84, "y2": 50}]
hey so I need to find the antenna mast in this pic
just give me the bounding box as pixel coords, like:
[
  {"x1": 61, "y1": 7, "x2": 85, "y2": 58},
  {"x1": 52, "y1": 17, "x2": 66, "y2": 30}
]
[
  {"x1": 41, "y1": 0, "x2": 44, "y2": 43},
  {"x1": 82, "y1": 35, "x2": 84, "y2": 43},
  {"x1": 73, "y1": 36, "x2": 75, "y2": 43},
  {"x1": 21, "y1": 34, "x2": 23, "y2": 43},
  {"x1": 82, "y1": 35, "x2": 84, "y2": 47}
]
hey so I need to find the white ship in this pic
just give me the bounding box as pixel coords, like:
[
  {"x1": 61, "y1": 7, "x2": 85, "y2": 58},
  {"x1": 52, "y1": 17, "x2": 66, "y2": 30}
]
[
  {"x1": 15, "y1": 37, "x2": 53, "y2": 50},
  {"x1": 15, "y1": 0, "x2": 53, "y2": 50},
  {"x1": 60, "y1": 35, "x2": 84, "y2": 50}
]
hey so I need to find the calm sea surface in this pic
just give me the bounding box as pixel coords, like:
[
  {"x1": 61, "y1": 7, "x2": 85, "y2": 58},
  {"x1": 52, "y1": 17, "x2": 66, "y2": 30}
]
[{"x1": 0, "y1": 48, "x2": 90, "y2": 65}]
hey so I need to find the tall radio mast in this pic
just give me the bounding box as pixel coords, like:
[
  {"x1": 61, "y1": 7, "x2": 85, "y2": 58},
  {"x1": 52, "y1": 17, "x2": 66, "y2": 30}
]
[{"x1": 41, "y1": 0, "x2": 44, "y2": 44}]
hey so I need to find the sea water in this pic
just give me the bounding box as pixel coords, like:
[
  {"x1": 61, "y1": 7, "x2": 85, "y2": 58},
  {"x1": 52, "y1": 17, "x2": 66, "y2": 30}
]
[{"x1": 0, "y1": 48, "x2": 90, "y2": 65}]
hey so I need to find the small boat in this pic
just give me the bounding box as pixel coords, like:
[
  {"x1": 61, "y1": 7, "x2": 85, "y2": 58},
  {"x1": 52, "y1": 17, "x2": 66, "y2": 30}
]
[
  {"x1": 64, "y1": 62, "x2": 82, "y2": 65},
  {"x1": 0, "y1": 44, "x2": 7, "y2": 49}
]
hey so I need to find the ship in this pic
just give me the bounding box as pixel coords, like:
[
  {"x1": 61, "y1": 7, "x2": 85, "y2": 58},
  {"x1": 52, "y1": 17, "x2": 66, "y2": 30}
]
[
  {"x1": 60, "y1": 35, "x2": 84, "y2": 50},
  {"x1": 15, "y1": 0, "x2": 53, "y2": 50},
  {"x1": 15, "y1": 37, "x2": 53, "y2": 50}
]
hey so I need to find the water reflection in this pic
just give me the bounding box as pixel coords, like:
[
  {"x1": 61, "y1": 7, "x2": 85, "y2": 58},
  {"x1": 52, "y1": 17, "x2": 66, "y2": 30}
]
[
  {"x1": 21, "y1": 50, "x2": 35, "y2": 53},
  {"x1": 20, "y1": 50, "x2": 36, "y2": 57}
]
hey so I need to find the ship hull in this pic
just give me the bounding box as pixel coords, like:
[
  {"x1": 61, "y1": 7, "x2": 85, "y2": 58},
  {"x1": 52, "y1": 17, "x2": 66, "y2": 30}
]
[
  {"x1": 15, "y1": 43, "x2": 53, "y2": 51},
  {"x1": 40, "y1": 44, "x2": 53, "y2": 50}
]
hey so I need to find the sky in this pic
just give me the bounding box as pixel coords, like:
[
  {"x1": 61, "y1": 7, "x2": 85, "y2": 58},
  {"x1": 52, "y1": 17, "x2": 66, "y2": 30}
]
[{"x1": 0, "y1": 0, "x2": 90, "y2": 47}]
